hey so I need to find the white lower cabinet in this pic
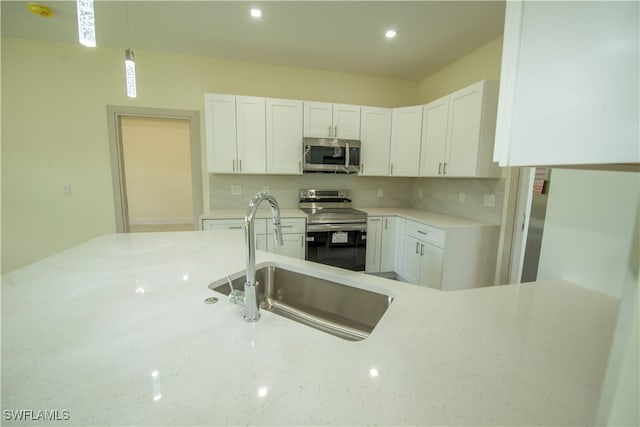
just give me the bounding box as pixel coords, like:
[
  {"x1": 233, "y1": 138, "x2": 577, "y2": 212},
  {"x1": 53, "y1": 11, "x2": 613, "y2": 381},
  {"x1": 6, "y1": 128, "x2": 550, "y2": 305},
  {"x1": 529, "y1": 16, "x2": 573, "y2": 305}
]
[
  {"x1": 202, "y1": 217, "x2": 305, "y2": 259},
  {"x1": 266, "y1": 218, "x2": 305, "y2": 260},
  {"x1": 365, "y1": 216, "x2": 404, "y2": 274},
  {"x1": 201, "y1": 219, "x2": 268, "y2": 251},
  {"x1": 380, "y1": 217, "x2": 402, "y2": 272},
  {"x1": 401, "y1": 222, "x2": 444, "y2": 288},
  {"x1": 365, "y1": 217, "x2": 383, "y2": 273},
  {"x1": 399, "y1": 220, "x2": 499, "y2": 291}
]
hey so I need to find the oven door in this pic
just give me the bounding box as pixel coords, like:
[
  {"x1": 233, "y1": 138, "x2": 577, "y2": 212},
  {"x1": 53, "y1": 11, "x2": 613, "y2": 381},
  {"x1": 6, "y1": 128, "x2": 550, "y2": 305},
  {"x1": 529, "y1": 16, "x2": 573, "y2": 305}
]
[{"x1": 305, "y1": 223, "x2": 367, "y2": 271}]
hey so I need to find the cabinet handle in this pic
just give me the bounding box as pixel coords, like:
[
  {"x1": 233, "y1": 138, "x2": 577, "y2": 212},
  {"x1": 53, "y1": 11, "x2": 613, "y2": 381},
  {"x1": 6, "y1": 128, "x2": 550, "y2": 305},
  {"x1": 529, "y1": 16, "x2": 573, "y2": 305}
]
[
  {"x1": 443, "y1": 162, "x2": 447, "y2": 175},
  {"x1": 334, "y1": 126, "x2": 337, "y2": 137},
  {"x1": 438, "y1": 162, "x2": 442, "y2": 174},
  {"x1": 384, "y1": 218, "x2": 388, "y2": 229},
  {"x1": 239, "y1": 159, "x2": 243, "y2": 172},
  {"x1": 299, "y1": 161, "x2": 302, "y2": 172},
  {"x1": 370, "y1": 218, "x2": 380, "y2": 222},
  {"x1": 420, "y1": 244, "x2": 424, "y2": 256},
  {"x1": 328, "y1": 125, "x2": 332, "y2": 137},
  {"x1": 415, "y1": 241, "x2": 419, "y2": 254},
  {"x1": 233, "y1": 160, "x2": 236, "y2": 172},
  {"x1": 361, "y1": 164, "x2": 364, "y2": 174},
  {"x1": 228, "y1": 226, "x2": 242, "y2": 230},
  {"x1": 281, "y1": 225, "x2": 294, "y2": 228},
  {"x1": 390, "y1": 164, "x2": 394, "y2": 175},
  {"x1": 417, "y1": 230, "x2": 427, "y2": 235}
]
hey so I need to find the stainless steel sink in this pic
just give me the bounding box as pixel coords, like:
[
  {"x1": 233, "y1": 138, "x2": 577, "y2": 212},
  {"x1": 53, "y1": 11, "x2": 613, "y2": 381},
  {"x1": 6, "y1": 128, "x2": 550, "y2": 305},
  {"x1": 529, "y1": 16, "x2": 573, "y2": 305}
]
[{"x1": 209, "y1": 266, "x2": 393, "y2": 341}]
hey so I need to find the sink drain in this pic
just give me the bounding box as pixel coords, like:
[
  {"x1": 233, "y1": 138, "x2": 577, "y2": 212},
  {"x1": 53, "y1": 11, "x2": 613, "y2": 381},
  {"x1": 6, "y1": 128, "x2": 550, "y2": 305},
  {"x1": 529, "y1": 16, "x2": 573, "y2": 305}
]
[{"x1": 204, "y1": 296, "x2": 219, "y2": 304}]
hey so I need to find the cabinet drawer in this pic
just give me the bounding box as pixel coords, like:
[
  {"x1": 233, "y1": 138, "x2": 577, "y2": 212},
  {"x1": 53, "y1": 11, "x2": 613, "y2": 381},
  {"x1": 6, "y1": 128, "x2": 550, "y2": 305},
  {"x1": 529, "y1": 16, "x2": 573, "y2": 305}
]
[
  {"x1": 405, "y1": 220, "x2": 445, "y2": 248},
  {"x1": 202, "y1": 219, "x2": 267, "y2": 234},
  {"x1": 268, "y1": 217, "x2": 305, "y2": 234}
]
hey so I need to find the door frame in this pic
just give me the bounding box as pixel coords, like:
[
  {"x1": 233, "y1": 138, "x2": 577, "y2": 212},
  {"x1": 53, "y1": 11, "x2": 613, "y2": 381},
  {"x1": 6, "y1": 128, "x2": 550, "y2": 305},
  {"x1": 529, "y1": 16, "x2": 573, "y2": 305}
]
[
  {"x1": 106, "y1": 105, "x2": 202, "y2": 233},
  {"x1": 495, "y1": 167, "x2": 535, "y2": 284}
]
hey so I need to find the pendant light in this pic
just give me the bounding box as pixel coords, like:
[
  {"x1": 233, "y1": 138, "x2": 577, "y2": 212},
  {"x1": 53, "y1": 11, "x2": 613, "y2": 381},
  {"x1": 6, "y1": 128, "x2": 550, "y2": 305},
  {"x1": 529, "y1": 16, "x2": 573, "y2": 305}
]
[
  {"x1": 76, "y1": 0, "x2": 96, "y2": 47},
  {"x1": 125, "y1": 49, "x2": 137, "y2": 98},
  {"x1": 124, "y1": 2, "x2": 136, "y2": 98}
]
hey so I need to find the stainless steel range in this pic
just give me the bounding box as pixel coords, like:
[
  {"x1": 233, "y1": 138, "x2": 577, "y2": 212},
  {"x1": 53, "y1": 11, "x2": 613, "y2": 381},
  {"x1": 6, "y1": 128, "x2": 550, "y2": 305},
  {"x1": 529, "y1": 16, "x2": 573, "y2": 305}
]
[{"x1": 300, "y1": 189, "x2": 367, "y2": 271}]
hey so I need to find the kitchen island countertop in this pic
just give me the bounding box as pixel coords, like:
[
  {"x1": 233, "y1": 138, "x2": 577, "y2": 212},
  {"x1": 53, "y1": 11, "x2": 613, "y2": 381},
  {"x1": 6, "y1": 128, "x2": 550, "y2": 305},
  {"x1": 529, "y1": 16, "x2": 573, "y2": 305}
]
[{"x1": 1, "y1": 231, "x2": 618, "y2": 426}]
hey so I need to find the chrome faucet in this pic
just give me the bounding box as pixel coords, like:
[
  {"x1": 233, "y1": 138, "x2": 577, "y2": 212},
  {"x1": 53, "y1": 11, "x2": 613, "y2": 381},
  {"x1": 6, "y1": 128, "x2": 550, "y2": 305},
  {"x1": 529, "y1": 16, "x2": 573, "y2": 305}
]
[{"x1": 242, "y1": 192, "x2": 283, "y2": 322}]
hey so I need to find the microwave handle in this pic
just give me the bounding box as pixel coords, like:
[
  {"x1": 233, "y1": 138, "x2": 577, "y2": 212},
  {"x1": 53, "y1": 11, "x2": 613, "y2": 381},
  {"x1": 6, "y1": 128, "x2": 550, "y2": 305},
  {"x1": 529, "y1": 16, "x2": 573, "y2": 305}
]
[{"x1": 345, "y1": 142, "x2": 350, "y2": 168}]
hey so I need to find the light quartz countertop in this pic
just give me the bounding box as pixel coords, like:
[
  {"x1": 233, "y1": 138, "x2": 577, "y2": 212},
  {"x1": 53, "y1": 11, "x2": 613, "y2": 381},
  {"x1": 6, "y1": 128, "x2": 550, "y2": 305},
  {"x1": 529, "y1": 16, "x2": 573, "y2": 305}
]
[
  {"x1": 201, "y1": 208, "x2": 497, "y2": 229},
  {"x1": 201, "y1": 208, "x2": 308, "y2": 221},
  {"x1": 1, "y1": 231, "x2": 618, "y2": 426}
]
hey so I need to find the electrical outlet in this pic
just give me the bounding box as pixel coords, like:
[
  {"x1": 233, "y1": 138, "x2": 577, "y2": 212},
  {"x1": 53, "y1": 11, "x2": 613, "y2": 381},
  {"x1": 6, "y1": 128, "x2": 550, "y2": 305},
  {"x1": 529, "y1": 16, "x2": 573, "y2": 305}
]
[
  {"x1": 263, "y1": 186, "x2": 270, "y2": 194},
  {"x1": 63, "y1": 184, "x2": 72, "y2": 197},
  {"x1": 377, "y1": 189, "x2": 384, "y2": 198},
  {"x1": 483, "y1": 194, "x2": 496, "y2": 207},
  {"x1": 231, "y1": 185, "x2": 242, "y2": 195},
  {"x1": 458, "y1": 192, "x2": 465, "y2": 204}
]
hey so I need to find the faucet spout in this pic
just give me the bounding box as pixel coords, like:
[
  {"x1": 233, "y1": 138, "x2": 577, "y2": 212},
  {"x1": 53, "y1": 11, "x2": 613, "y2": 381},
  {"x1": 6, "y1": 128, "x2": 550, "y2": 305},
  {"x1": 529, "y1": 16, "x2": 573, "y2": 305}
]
[{"x1": 243, "y1": 192, "x2": 283, "y2": 322}]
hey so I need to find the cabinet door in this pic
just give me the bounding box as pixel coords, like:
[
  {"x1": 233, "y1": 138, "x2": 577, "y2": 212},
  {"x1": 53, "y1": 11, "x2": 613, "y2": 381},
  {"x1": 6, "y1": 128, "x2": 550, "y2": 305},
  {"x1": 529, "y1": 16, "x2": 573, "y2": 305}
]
[
  {"x1": 380, "y1": 217, "x2": 399, "y2": 272},
  {"x1": 256, "y1": 234, "x2": 268, "y2": 252},
  {"x1": 401, "y1": 235, "x2": 422, "y2": 285},
  {"x1": 235, "y1": 96, "x2": 266, "y2": 174},
  {"x1": 304, "y1": 102, "x2": 333, "y2": 137},
  {"x1": 266, "y1": 98, "x2": 303, "y2": 174},
  {"x1": 359, "y1": 107, "x2": 391, "y2": 176},
  {"x1": 418, "y1": 242, "x2": 444, "y2": 289},
  {"x1": 267, "y1": 233, "x2": 305, "y2": 259},
  {"x1": 333, "y1": 104, "x2": 361, "y2": 139},
  {"x1": 365, "y1": 217, "x2": 383, "y2": 273},
  {"x1": 445, "y1": 82, "x2": 484, "y2": 177},
  {"x1": 204, "y1": 94, "x2": 236, "y2": 173},
  {"x1": 494, "y1": 1, "x2": 639, "y2": 166},
  {"x1": 419, "y1": 96, "x2": 449, "y2": 177},
  {"x1": 390, "y1": 106, "x2": 422, "y2": 177}
]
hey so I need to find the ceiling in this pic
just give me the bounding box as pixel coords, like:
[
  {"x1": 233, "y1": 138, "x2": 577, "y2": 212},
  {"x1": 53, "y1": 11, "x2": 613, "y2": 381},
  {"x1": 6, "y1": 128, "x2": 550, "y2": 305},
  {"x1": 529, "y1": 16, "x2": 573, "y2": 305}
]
[{"x1": 1, "y1": 1, "x2": 506, "y2": 81}]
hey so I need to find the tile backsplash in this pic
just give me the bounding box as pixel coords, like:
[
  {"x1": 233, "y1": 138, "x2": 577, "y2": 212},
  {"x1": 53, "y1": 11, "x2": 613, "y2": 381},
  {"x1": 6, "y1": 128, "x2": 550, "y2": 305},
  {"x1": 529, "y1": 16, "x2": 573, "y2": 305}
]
[
  {"x1": 412, "y1": 177, "x2": 505, "y2": 224},
  {"x1": 208, "y1": 174, "x2": 505, "y2": 225},
  {"x1": 208, "y1": 174, "x2": 414, "y2": 209}
]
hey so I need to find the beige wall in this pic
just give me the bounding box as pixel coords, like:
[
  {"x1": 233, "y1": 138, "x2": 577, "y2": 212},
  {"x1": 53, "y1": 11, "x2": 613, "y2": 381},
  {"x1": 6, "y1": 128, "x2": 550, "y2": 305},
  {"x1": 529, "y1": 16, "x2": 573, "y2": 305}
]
[
  {"x1": 121, "y1": 117, "x2": 193, "y2": 225},
  {"x1": 1, "y1": 37, "x2": 419, "y2": 273},
  {"x1": 418, "y1": 36, "x2": 503, "y2": 103}
]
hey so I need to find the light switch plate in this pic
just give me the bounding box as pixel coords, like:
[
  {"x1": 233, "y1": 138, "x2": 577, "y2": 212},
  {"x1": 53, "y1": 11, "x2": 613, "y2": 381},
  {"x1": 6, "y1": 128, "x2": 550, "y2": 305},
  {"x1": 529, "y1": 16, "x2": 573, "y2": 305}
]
[
  {"x1": 231, "y1": 185, "x2": 242, "y2": 195},
  {"x1": 377, "y1": 189, "x2": 384, "y2": 198}
]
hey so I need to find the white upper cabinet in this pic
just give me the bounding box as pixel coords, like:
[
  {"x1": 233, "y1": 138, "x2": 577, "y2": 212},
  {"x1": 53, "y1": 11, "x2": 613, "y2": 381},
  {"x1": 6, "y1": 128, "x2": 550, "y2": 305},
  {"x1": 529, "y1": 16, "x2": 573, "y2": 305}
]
[
  {"x1": 494, "y1": 1, "x2": 639, "y2": 167},
  {"x1": 359, "y1": 107, "x2": 392, "y2": 176},
  {"x1": 204, "y1": 94, "x2": 266, "y2": 174},
  {"x1": 204, "y1": 93, "x2": 237, "y2": 173},
  {"x1": 266, "y1": 98, "x2": 303, "y2": 175},
  {"x1": 390, "y1": 105, "x2": 422, "y2": 177},
  {"x1": 420, "y1": 80, "x2": 500, "y2": 178},
  {"x1": 332, "y1": 104, "x2": 361, "y2": 139},
  {"x1": 419, "y1": 96, "x2": 449, "y2": 176},
  {"x1": 303, "y1": 102, "x2": 361, "y2": 139},
  {"x1": 235, "y1": 96, "x2": 266, "y2": 174}
]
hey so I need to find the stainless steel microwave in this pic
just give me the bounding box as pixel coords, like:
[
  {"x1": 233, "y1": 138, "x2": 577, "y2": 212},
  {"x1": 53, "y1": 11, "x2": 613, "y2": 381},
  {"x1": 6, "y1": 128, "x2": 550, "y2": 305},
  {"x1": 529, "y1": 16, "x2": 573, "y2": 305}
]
[{"x1": 303, "y1": 137, "x2": 361, "y2": 174}]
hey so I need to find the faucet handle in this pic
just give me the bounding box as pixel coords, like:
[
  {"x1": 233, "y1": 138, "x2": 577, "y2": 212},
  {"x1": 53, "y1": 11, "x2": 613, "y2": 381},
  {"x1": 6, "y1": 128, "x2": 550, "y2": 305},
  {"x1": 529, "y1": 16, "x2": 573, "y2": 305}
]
[{"x1": 227, "y1": 276, "x2": 245, "y2": 306}]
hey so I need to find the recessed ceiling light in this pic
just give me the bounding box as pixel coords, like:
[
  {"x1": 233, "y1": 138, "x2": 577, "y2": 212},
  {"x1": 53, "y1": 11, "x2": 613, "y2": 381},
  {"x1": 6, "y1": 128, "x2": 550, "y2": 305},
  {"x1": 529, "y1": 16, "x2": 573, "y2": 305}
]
[
  {"x1": 250, "y1": 8, "x2": 262, "y2": 18},
  {"x1": 385, "y1": 29, "x2": 397, "y2": 39}
]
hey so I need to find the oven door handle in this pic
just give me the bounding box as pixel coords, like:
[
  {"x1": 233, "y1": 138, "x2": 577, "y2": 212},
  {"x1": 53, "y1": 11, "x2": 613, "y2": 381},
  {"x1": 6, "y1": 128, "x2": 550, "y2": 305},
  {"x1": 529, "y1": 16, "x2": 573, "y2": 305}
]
[{"x1": 307, "y1": 223, "x2": 367, "y2": 233}]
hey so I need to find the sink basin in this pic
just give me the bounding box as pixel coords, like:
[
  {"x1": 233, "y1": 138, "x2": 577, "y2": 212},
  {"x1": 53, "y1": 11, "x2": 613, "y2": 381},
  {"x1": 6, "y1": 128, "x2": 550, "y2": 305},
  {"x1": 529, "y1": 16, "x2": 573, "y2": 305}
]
[{"x1": 209, "y1": 265, "x2": 393, "y2": 341}]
